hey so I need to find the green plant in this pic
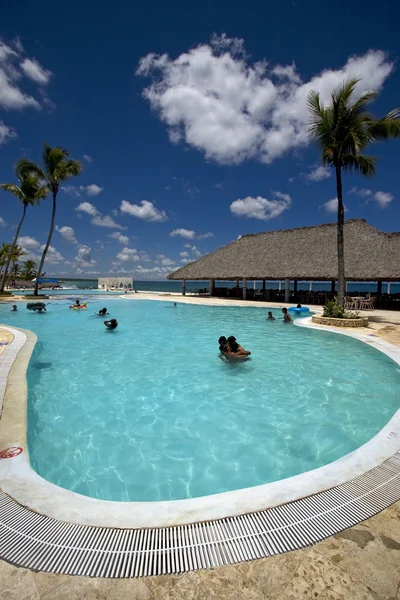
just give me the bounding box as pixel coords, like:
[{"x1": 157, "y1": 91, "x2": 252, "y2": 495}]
[
  {"x1": 308, "y1": 79, "x2": 400, "y2": 306},
  {"x1": 17, "y1": 144, "x2": 82, "y2": 296},
  {"x1": 323, "y1": 300, "x2": 345, "y2": 318}
]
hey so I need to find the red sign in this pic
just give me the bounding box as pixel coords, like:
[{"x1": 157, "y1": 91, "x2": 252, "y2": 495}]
[{"x1": 0, "y1": 447, "x2": 23, "y2": 459}]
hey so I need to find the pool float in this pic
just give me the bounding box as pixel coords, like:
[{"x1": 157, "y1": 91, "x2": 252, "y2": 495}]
[
  {"x1": 70, "y1": 302, "x2": 87, "y2": 310},
  {"x1": 288, "y1": 306, "x2": 310, "y2": 313}
]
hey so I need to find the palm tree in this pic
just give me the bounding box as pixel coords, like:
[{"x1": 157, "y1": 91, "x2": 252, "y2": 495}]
[
  {"x1": 17, "y1": 144, "x2": 82, "y2": 296},
  {"x1": 308, "y1": 79, "x2": 400, "y2": 305},
  {"x1": 21, "y1": 259, "x2": 38, "y2": 280},
  {"x1": 0, "y1": 243, "x2": 11, "y2": 275},
  {"x1": 9, "y1": 262, "x2": 21, "y2": 280},
  {"x1": 0, "y1": 170, "x2": 47, "y2": 293}
]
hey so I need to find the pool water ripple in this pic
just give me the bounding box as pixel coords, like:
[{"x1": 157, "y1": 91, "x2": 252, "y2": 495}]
[{"x1": 0, "y1": 299, "x2": 399, "y2": 502}]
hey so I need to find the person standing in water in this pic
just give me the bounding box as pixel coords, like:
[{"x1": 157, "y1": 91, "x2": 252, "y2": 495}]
[
  {"x1": 282, "y1": 307, "x2": 293, "y2": 322},
  {"x1": 104, "y1": 318, "x2": 118, "y2": 329}
]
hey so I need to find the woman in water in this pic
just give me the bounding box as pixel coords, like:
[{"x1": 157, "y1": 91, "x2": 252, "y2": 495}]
[
  {"x1": 104, "y1": 318, "x2": 118, "y2": 330},
  {"x1": 227, "y1": 336, "x2": 251, "y2": 356}
]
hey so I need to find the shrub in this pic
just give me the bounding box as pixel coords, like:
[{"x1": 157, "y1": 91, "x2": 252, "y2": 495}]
[{"x1": 323, "y1": 301, "x2": 360, "y2": 319}]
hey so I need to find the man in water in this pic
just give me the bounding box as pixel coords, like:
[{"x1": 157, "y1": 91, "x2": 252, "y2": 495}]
[
  {"x1": 11, "y1": 305, "x2": 17, "y2": 311},
  {"x1": 75, "y1": 299, "x2": 80, "y2": 307},
  {"x1": 267, "y1": 311, "x2": 275, "y2": 320},
  {"x1": 282, "y1": 307, "x2": 293, "y2": 322},
  {"x1": 104, "y1": 318, "x2": 118, "y2": 329},
  {"x1": 99, "y1": 307, "x2": 109, "y2": 316}
]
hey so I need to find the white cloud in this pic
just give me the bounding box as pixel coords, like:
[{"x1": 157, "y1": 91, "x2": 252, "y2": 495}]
[
  {"x1": 137, "y1": 38, "x2": 393, "y2": 165},
  {"x1": 0, "y1": 38, "x2": 53, "y2": 112},
  {"x1": 20, "y1": 58, "x2": 52, "y2": 84},
  {"x1": 306, "y1": 165, "x2": 332, "y2": 182},
  {"x1": 83, "y1": 154, "x2": 92, "y2": 163},
  {"x1": 76, "y1": 202, "x2": 126, "y2": 230},
  {"x1": 350, "y1": 187, "x2": 393, "y2": 207},
  {"x1": 179, "y1": 251, "x2": 189, "y2": 258},
  {"x1": 230, "y1": 191, "x2": 291, "y2": 221},
  {"x1": 19, "y1": 235, "x2": 41, "y2": 249},
  {"x1": 170, "y1": 228, "x2": 196, "y2": 239},
  {"x1": 75, "y1": 245, "x2": 95, "y2": 267},
  {"x1": 197, "y1": 232, "x2": 214, "y2": 239},
  {"x1": 213, "y1": 183, "x2": 224, "y2": 189},
  {"x1": 0, "y1": 121, "x2": 17, "y2": 146},
  {"x1": 62, "y1": 184, "x2": 103, "y2": 197},
  {"x1": 0, "y1": 217, "x2": 4, "y2": 226},
  {"x1": 76, "y1": 201, "x2": 98, "y2": 216},
  {"x1": 120, "y1": 199, "x2": 168, "y2": 222},
  {"x1": 374, "y1": 191, "x2": 393, "y2": 207},
  {"x1": 156, "y1": 254, "x2": 175, "y2": 266},
  {"x1": 44, "y1": 245, "x2": 64, "y2": 264},
  {"x1": 55, "y1": 225, "x2": 78, "y2": 244},
  {"x1": 320, "y1": 197, "x2": 348, "y2": 213},
  {"x1": 108, "y1": 232, "x2": 129, "y2": 244},
  {"x1": 116, "y1": 247, "x2": 140, "y2": 262}
]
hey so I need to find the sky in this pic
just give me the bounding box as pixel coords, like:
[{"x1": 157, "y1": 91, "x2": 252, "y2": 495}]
[{"x1": 0, "y1": 0, "x2": 399, "y2": 280}]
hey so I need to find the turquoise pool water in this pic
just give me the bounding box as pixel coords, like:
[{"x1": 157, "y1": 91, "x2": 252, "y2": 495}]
[{"x1": 0, "y1": 299, "x2": 399, "y2": 502}]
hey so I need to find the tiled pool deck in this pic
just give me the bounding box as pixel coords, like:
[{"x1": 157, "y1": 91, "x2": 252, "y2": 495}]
[{"x1": 1, "y1": 297, "x2": 399, "y2": 598}]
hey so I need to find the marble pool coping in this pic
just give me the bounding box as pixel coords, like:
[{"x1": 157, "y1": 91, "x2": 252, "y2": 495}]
[{"x1": 0, "y1": 308, "x2": 399, "y2": 530}]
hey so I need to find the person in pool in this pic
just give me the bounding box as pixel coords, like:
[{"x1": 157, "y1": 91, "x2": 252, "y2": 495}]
[
  {"x1": 35, "y1": 305, "x2": 46, "y2": 313},
  {"x1": 104, "y1": 318, "x2": 118, "y2": 329},
  {"x1": 227, "y1": 336, "x2": 251, "y2": 356},
  {"x1": 99, "y1": 307, "x2": 109, "y2": 316},
  {"x1": 296, "y1": 303, "x2": 302, "y2": 308},
  {"x1": 11, "y1": 305, "x2": 17, "y2": 311},
  {"x1": 282, "y1": 307, "x2": 293, "y2": 322},
  {"x1": 72, "y1": 299, "x2": 80, "y2": 308},
  {"x1": 218, "y1": 336, "x2": 228, "y2": 353},
  {"x1": 267, "y1": 311, "x2": 275, "y2": 320}
]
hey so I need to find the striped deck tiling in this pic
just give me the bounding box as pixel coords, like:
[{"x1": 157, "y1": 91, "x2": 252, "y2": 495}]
[{"x1": 0, "y1": 452, "x2": 399, "y2": 577}]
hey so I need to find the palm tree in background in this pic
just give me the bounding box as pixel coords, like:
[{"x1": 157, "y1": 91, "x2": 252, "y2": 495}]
[
  {"x1": 21, "y1": 260, "x2": 38, "y2": 280},
  {"x1": 17, "y1": 144, "x2": 82, "y2": 296},
  {"x1": 308, "y1": 79, "x2": 400, "y2": 306},
  {"x1": 0, "y1": 170, "x2": 47, "y2": 293}
]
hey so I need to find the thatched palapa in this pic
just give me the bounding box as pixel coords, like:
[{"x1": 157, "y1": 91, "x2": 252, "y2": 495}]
[{"x1": 168, "y1": 220, "x2": 400, "y2": 282}]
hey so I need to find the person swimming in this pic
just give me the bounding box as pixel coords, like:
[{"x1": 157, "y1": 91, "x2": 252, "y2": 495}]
[
  {"x1": 11, "y1": 305, "x2": 17, "y2": 311},
  {"x1": 227, "y1": 336, "x2": 251, "y2": 356},
  {"x1": 296, "y1": 303, "x2": 302, "y2": 308},
  {"x1": 104, "y1": 318, "x2": 118, "y2": 330},
  {"x1": 282, "y1": 307, "x2": 293, "y2": 322},
  {"x1": 99, "y1": 307, "x2": 109, "y2": 316},
  {"x1": 267, "y1": 311, "x2": 275, "y2": 320}
]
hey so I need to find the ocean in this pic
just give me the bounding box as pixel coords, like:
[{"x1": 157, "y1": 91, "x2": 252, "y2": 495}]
[{"x1": 58, "y1": 279, "x2": 400, "y2": 294}]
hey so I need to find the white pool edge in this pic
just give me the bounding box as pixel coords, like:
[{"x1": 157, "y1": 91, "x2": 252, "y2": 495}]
[{"x1": 0, "y1": 313, "x2": 399, "y2": 529}]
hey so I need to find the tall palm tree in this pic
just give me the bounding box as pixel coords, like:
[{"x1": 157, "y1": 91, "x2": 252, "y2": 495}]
[
  {"x1": 308, "y1": 79, "x2": 400, "y2": 306},
  {"x1": 21, "y1": 259, "x2": 38, "y2": 280},
  {"x1": 0, "y1": 170, "x2": 47, "y2": 293},
  {"x1": 17, "y1": 144, "x2": 82, "y2": 296}
]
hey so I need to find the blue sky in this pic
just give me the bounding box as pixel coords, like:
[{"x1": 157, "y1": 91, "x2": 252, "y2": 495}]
[{"x1": 0, "y1": 0, "x2": 399, "y2": 279}]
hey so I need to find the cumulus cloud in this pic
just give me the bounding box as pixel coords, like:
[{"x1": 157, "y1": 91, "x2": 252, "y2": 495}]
[
  {"x1": 0, "y1": 217, "x2": 4, "y2": 226},
  {"x1": 350, "y1": 187, "x2": 393, "y2": 208},
  {"x1": 76, "y1": 202, "x2": 126, "y2": 229},
  {"x1": 320, "y1": 197, "x2": 348, "y2": 213},
  {"x1": 120, "y1": 200, "x2": 168, "y2": 222},
  {"x1": 0, "y1": 121, "x2": 17, "y2": 146},
  {"x1": 20, "y1": 58, "x2": 52, "y2": 84},
  {"x1": 108, "y1": 232, "x2": 129, "y2": 244},
  {"x1": 156, "y1": 254, "x2": 175, "y2": 266},
  {"x1": 75, "y1": 245, "x2": 96, "y2": 266},
  {"x1": 116, "y1": 247, "x2": 140, "y2": 262},
  {"x1": 230, "y1": 191, "x2": 291, "y2": 221},
  {"x1": 170, "y1": 228, "x2": 196, "y2": 239},
  {"x1": 0, "y1": 38, "x2": 53, "y2": 119},
  {"x1": 62, "y1": 184, "x2": 103, "y2": 197},
  {"x1": 306, "y1": 165, "x2": 332, "y2": 182},
  {"x1": 83, "y1": 154, "x2": 92, "y2": 163},
  {"x1": 197, "y1": 232, "x2": 214, "y2": 239},
  {"x1": 45, "y1": 245, "x2": 64, "y2": 264},
  {"x1": 19, "y1": 235, "x2": 41, "y2": 249},
  {"x1": 137, "y1": 37, "x2": 393, "y2": 165},
  {"x1": 55, "y1": 225, "x2": 78, "y2": 244}
]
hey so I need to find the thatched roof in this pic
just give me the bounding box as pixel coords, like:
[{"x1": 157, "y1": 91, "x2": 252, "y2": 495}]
[{"x1": 168, "y1": 219, "x2": 400, "y2": 282}]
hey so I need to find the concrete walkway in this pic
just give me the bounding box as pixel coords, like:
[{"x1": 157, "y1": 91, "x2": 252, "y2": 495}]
[{"x1": 0, "y1": 301, "x2": 399, "y2": 599}]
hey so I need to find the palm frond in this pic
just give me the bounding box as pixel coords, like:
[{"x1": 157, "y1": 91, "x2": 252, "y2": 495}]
[
  {"x1": 0, "y1": 183, "x2": 24, "y2": 200},
  {"x1": 16, "y1": 159, "x2": 46, "y2": 181},
  {"x1": 366, "y1": 109, "x2": 400, "y2": 141},
  {"x1": 341, "y1": 154, "x2": 377, "y2": 177}
]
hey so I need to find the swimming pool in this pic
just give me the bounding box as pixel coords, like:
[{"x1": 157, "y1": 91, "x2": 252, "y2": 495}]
[{"x1": 0, "y1": 298, "x2": 399, "y2": 503}]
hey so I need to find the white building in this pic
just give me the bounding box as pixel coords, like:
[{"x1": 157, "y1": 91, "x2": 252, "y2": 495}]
[{"x1": 98, "y1": 277, "x2": 133, "y2": 290}]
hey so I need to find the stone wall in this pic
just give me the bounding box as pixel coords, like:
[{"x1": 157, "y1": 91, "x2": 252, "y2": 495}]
[{"x1": 312, "y1": 315, "x2": 369, "y2": 328}]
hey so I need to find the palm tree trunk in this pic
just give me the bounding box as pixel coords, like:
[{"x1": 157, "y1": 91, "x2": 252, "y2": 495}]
[
  {"x1": 335, "y1": 165, "x2": 346, "y2": 306},
  {"x1": 0, "y1": 203, "x2": 27, "y2": 294},
  {"x1": 34, "y1": 189, "x2": 57, "y2": 296}
]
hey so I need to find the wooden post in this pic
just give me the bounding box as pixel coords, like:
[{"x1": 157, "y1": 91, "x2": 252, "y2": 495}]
[
  {"x1": 331, "y1": 280, "x2": 335, "y2": 293},
  {"x1": 309, "y1": 281, "x2": 313, "y2": 292},
  {"x1": 262, "y1": 279, "x2": 266, "y2": 291},
  {"x1": 293, "y1": 280, "x2": 298, "y2": 294},
  {"x1": 209, "y1": 279, "x2": 215, "y2": 296},
  {"x1": 387, "y1": 282, "x2": 391, "y2": 295},
  {"x1": 242, "y1": 279, "x2": 247, "y2": 300},
  {"x1": 182, "y1": 280, "x2": 186, "y2": 296},
  {"x1": 377, "y1": 280, "x2": 382, "y2": 296},
  {"x1": 284, "y1": 278, "x2": 290, "y2": 303}
]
